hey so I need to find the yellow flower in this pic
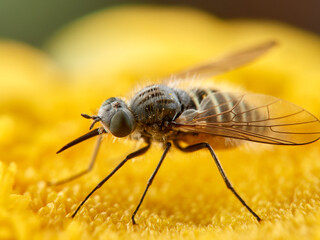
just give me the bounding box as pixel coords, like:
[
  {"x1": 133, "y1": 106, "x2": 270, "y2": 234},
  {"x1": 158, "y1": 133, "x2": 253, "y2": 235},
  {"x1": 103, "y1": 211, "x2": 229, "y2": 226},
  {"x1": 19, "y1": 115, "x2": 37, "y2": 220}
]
[{"x1": 1, "y1": 5, "x2": 320, "y2": 240}]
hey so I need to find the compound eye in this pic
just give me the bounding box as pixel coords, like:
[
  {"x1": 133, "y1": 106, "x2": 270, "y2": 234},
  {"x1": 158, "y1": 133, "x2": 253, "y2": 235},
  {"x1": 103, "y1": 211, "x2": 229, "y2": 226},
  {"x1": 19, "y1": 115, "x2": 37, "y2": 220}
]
[{"x1": 109, "y1": 110, "x2": 135, "y2": 137}]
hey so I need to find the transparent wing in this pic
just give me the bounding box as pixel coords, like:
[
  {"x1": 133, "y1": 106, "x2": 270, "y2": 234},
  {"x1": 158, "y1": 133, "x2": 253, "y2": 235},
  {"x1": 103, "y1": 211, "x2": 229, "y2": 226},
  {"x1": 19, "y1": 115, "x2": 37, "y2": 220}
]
[
  {"x1": 173, "y1": 92, "x2": 320, "y2": 145},
  {"x1": 166, "y1": 41, "x2": 277, "y2": 81}
]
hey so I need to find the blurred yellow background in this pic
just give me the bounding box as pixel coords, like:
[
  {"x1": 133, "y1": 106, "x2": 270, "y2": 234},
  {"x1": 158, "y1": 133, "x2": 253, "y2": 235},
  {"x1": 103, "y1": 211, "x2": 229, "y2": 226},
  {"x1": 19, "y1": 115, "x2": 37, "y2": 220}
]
[{"x1": 0, "y1": 5, "x2": 320, "y2": 240}]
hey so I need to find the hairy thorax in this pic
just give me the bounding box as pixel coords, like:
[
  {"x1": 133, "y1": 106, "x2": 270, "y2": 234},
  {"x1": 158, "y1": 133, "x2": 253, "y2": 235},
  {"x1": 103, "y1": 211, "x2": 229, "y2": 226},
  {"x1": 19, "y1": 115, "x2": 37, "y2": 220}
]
[{"x1": 129, "y1": 84, "x2": 188, "y2": 141}]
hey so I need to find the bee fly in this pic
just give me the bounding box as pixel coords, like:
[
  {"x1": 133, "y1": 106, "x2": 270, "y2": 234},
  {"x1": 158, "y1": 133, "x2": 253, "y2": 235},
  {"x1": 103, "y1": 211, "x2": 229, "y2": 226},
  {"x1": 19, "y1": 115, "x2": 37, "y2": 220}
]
[{"x1": 52, "y1": 41, "x2": 320, "y2": 224}]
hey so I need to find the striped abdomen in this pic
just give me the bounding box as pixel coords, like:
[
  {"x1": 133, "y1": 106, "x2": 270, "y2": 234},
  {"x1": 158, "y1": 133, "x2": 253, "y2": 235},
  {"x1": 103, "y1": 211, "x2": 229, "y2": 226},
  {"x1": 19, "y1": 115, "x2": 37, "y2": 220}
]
[
  {"x1": 186, "y1": 88, "x2": 263, "y2": 126},
  {"x1": 173, "y1": 88, "x2": 266, "y2": 148}
]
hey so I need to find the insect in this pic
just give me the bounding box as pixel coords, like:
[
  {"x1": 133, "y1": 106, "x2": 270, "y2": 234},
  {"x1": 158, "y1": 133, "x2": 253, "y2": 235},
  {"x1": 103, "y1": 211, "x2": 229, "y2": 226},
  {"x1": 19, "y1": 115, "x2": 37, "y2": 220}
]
[{"x1": 52, "y1": 41, "x2": 320, "y2": 224}]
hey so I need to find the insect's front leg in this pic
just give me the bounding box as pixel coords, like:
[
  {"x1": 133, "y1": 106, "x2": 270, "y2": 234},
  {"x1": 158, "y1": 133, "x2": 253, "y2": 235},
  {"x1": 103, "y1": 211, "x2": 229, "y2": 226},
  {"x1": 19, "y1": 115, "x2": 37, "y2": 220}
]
[
  {"x1": 48, "y1": 134, "x2": 103, "y2": 186},
  {"x1": 72, "y1": 141, "x2": 151, "y2": 218},
  {"x1": 173, "y1": 140, "x2": 261, "y2": 222}
]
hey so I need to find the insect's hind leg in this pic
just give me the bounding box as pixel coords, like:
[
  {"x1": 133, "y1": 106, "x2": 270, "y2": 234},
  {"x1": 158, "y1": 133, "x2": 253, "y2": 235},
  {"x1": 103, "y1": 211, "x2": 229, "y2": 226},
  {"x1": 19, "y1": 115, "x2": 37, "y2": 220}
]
[
  {"x1": 173, "y1": 141, "x2": 261, "y2": 222},
  {"x1": 48, "y1": 135, "x2": 103, "y2": 186}
]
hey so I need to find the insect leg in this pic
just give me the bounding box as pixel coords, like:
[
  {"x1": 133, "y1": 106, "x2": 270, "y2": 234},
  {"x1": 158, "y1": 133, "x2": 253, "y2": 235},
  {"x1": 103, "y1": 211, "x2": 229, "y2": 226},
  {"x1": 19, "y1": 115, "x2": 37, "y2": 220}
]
[
  {"x1": 72, "y1": 142, "x2": 151, "y2": 218},
  {"x1": 48, "y1": 135, "x2": 103, "y2": 186},
  {"x1": 131, "y1": 142, "x2": 172, "y2": 225},
  {"x1": 173, "y1": 141, "x2": 261, "y2": 222}
]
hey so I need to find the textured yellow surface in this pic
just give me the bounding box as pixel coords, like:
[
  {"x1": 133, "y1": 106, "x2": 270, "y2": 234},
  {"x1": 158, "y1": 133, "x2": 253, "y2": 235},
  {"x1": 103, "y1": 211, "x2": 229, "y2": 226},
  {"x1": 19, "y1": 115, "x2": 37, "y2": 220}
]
[{"x1": 1, "y1": 5, "x2": 320, "y2": 240}]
